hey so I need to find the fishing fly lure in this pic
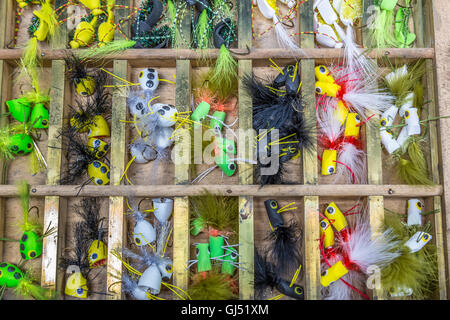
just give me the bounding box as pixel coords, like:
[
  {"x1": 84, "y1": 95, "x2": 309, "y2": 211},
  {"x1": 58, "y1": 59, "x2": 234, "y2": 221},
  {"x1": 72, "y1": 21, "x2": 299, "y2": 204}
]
[
  {"x1": 315, "y1": 64, "x2": 393, "y2": 119},
  {"x1": 73, "y1": 198, "x2": 108, "y2": 269},
  {"x1": 319, "y1": 202, "x2": 400, "y2": 300},
  {"x1": 132, "y1": 0, "x2": 170, "y2": 48},
  {"x1": 254, "y1": 248, "x2": 304, "y2": 300},
  {"x1": 317, "y1": 101, "x2": 367, "y2": 184},
  {"x1": 262, "y1": 199, "x2": 302, "y2": 275},
  {"x1": 253, "y1": 0, "x2": 299, "y2": 50},
  {"x1": 0, "y1": 262, "x2": 56, "y2": 300},
  {"x1": 186, "y1": 193, "x2": 240, "y2": 299},
  {"x1": 379, "y1": 61, "x2": 435, "y2": 185},
  {"x1": 0, "y1": 181, "x2": 55, "y2": 261},
  {"x1": 0, "y1": 122, "x2": 47, "y2": 175},
  {"x1": 367, "y1": 0, "x2": 416, "y2": 49},
  {"x1": 69, "y1": 0, "x2": 116, "y2": 49},
  {"x1": 59, "y1": 128, "x2": 110, "y2": 187},
  {"x1": 59, "y1": 222, "x2": 91, "y2": 299},
  {"x1": 381, "y1": 201, "x2": 439, "y2": 299},
  {"x1": 313, "y1": 0, "x2": 362, "y2": 49},
  {"x1": 243, "y1": 64, "x2": 314, "y2": 185}
]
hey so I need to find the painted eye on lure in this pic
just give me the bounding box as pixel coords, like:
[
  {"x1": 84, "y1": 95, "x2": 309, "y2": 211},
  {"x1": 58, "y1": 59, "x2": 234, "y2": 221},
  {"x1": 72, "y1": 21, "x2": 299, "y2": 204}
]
[
  {"x1": 324, "y1": 202, "x2": 348, "y2": 232},
  {"x1": 88, "y1": 240, "x2": 107, "y2": 268},
  {"x1": 315, "y1": 65, "x2": 335, "y2": 83}
]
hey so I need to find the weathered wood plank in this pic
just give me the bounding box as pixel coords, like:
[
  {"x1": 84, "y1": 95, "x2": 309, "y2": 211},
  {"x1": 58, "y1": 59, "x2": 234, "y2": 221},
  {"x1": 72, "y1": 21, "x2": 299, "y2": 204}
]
[
  {"x1": 172, "y1": 7, "x2": 192, "y2": 293},
  {"x1": 238, "y1": 0, "x2": 254, "y2": 300},
  {"x1": 422, "y1": 0, "x2": 447, "y2": 299},
  {"x1": 0, "y1": 48, "x2": 436, "y2": 61},
  {"x1": 431, "y1": 0, "x2": 450, "y2": 298},
  {"x1": 362, "y1": 0, "x2": 386, "y2": 300},
  {"x1": 106, "y1": 0, "x2": 129, "y2": 300},
  {"x1": 300, "y1": 0, "x2": 320, "y2": 300},
  {"x1": 41, "y1": 0, "x2": 68, "y2": 294},
  {"x1": 0, "y1": 184, "x2": 443, "y2": 197},
  {"x1": 0, "y1": 0, "x2": 10, "y2": 261}
]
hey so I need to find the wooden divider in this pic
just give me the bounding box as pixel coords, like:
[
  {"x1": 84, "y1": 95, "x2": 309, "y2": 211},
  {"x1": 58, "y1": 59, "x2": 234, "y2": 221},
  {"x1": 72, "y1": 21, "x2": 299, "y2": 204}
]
[
  {"x1": 237, "y1": 0, "x2": 254, "y2": 300},
  {"x1": 41, "y1": 0, "x2": 68, "y2": 294},
  {"x1": 0, "y1": 0, "x2": 448, "y2": 301},
  {"x1": 300, "y1": 0, "x2": 321, "y2": 300},
  {"x1": 422, "y1": 0, "x2": 447, "y2": 299},
  {"x1": 430, "y1": 0, "x2": 450, "y2": 297},
  {"x1": 0, "y1": 0, "x2": 10, "y2": 262},
  {"x1": 362, "y1": 0, "x2": 386, "y2": 300},
  {"x1": 172, "y1": 8, "x2": 192, "y2": 297},
  {"x1": 106, "y1": 0, "x2": 130, "y2": 300}
]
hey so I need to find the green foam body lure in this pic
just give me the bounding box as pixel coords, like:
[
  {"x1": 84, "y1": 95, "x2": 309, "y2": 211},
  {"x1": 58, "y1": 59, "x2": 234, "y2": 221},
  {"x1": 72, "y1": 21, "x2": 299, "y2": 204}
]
[
  {"x1": 0, "y1": 263, "x2": 24, "y2": 288},
  {"x1": 30, "y1": 103, "x2": 49, "y2": 129},
  {"x1": 196, "y1": 243, "x2": 212, "y2": 273},
  {"x1": 215, "y1": 150, "x2": 236, "y2": 177},
  {"x1": 209, "y1": 111, "x2": 226, "y2": 133},
  {"x1": 191, "y1": 101, "x2": 210, "y2": 126},
  {"x1": 8, "y1": 134, "x2": 34, "y2": 156},
  {"x1": 394, "y1": 2, "x2": 416, "y2": 48},
  {"x1": 221, "y1": 247, "x2": 238, "y2": 276},
  {"x1": 209, "y1": 235, "x2": 224, "y2": 259},
  {"x1": 6, "y1": 98, "x2": 32, "y2": 123},
  {"x1": 216, "y1": 136, "x2": 236, "y2": 155},
  {"x1": 20, "y1": 231, "x2": 43, "y2": 260}
]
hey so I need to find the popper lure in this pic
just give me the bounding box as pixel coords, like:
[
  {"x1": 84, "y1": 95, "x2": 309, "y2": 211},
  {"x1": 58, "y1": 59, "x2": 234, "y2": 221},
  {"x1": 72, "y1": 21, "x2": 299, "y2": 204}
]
[
  {"x1": 367, "y1": 0, "x2": 416, "y2": 49},
  {"x1": 73, "y1": 198, "x2": 108, "y2": 269},
  {"x1": 243, "y1": 61, "x2": 314, "y2": 185},
  {"x1": 254, "y1": 248, "x2": 304, "y2": 300},
  {"x1": 315, "y1": 64, "x2": 393, "y2": 119},
  {"x1": 379, "y1": 61, "x2": 436, "y2": 186},
  {"x1": 313, "y1": 0, "x2": 362, "y2": 49},
  {"x1": 253, "y1": 0, "x2": 300, "y2": 50},
  {"x1": 316, "y1": 102, "x2": 367, "y2": 184},
  {"x1": 0, "y1": 181, "x2": 55, "y2": 261},
  {"x1": 0, "y1": 262, "x2": 56, "y2": 300},
  {"x1": 262, "y1": 199, "x2": 302, "y2": 275},
  {"x1": 186, "y1": 193, "x2": 240, "y2": 300},
  {"x1": 319, "y1": 202, "x2": 400, "y2": 300},
  {"x1": 381, "y1": 202, "x2": 439, "y2": 299}
]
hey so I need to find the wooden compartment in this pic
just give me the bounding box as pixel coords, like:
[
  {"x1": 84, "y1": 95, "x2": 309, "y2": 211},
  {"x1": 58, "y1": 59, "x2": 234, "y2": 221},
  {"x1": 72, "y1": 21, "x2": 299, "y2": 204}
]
[{"x1": 0, "y1": 0, "x2": 447, "y2": 301}]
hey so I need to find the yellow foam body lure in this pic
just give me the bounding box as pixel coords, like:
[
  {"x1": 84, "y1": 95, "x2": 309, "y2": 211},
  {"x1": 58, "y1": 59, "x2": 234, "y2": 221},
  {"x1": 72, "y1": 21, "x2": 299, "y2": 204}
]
[
  {"x1": 321, "y1": 149, "x2": 336, "y2": 176},
  {"x1": 65, "y1": 271, "x2": 89, "y2": 298},
  {"x1": 88, "y1": 240, "x2": 107, "y2": 268},
  {"x1": 97, "y1": 0, "x2": 116, "y2": 47},
  {"x1": 321, "y1": 260, "x2": 349, "y2": 287},
  {"x1": 320, "y1": 219, "x2": 335, "y2": 248},
  {"x1": 87, "y1": 115, "x2": 110, "y2": 138},
  {"x1": 344, "y1": 113, "x2": 361, "y2": 138},
  {"x1": 315, "y1": 65, "x2": 335, "y2": 83},
  {"x1": 88, "y1": 160, "x2": 110, "y2": 186},
  {"x1": 70, "y1": 16, "x2": 98, "y2": 49},
  {"x1": 324, "y1": 202, "x2": 348, "y2": 232},
  {"x1": 75, "y1": 76, "x2": 96, "y2": 96}
]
